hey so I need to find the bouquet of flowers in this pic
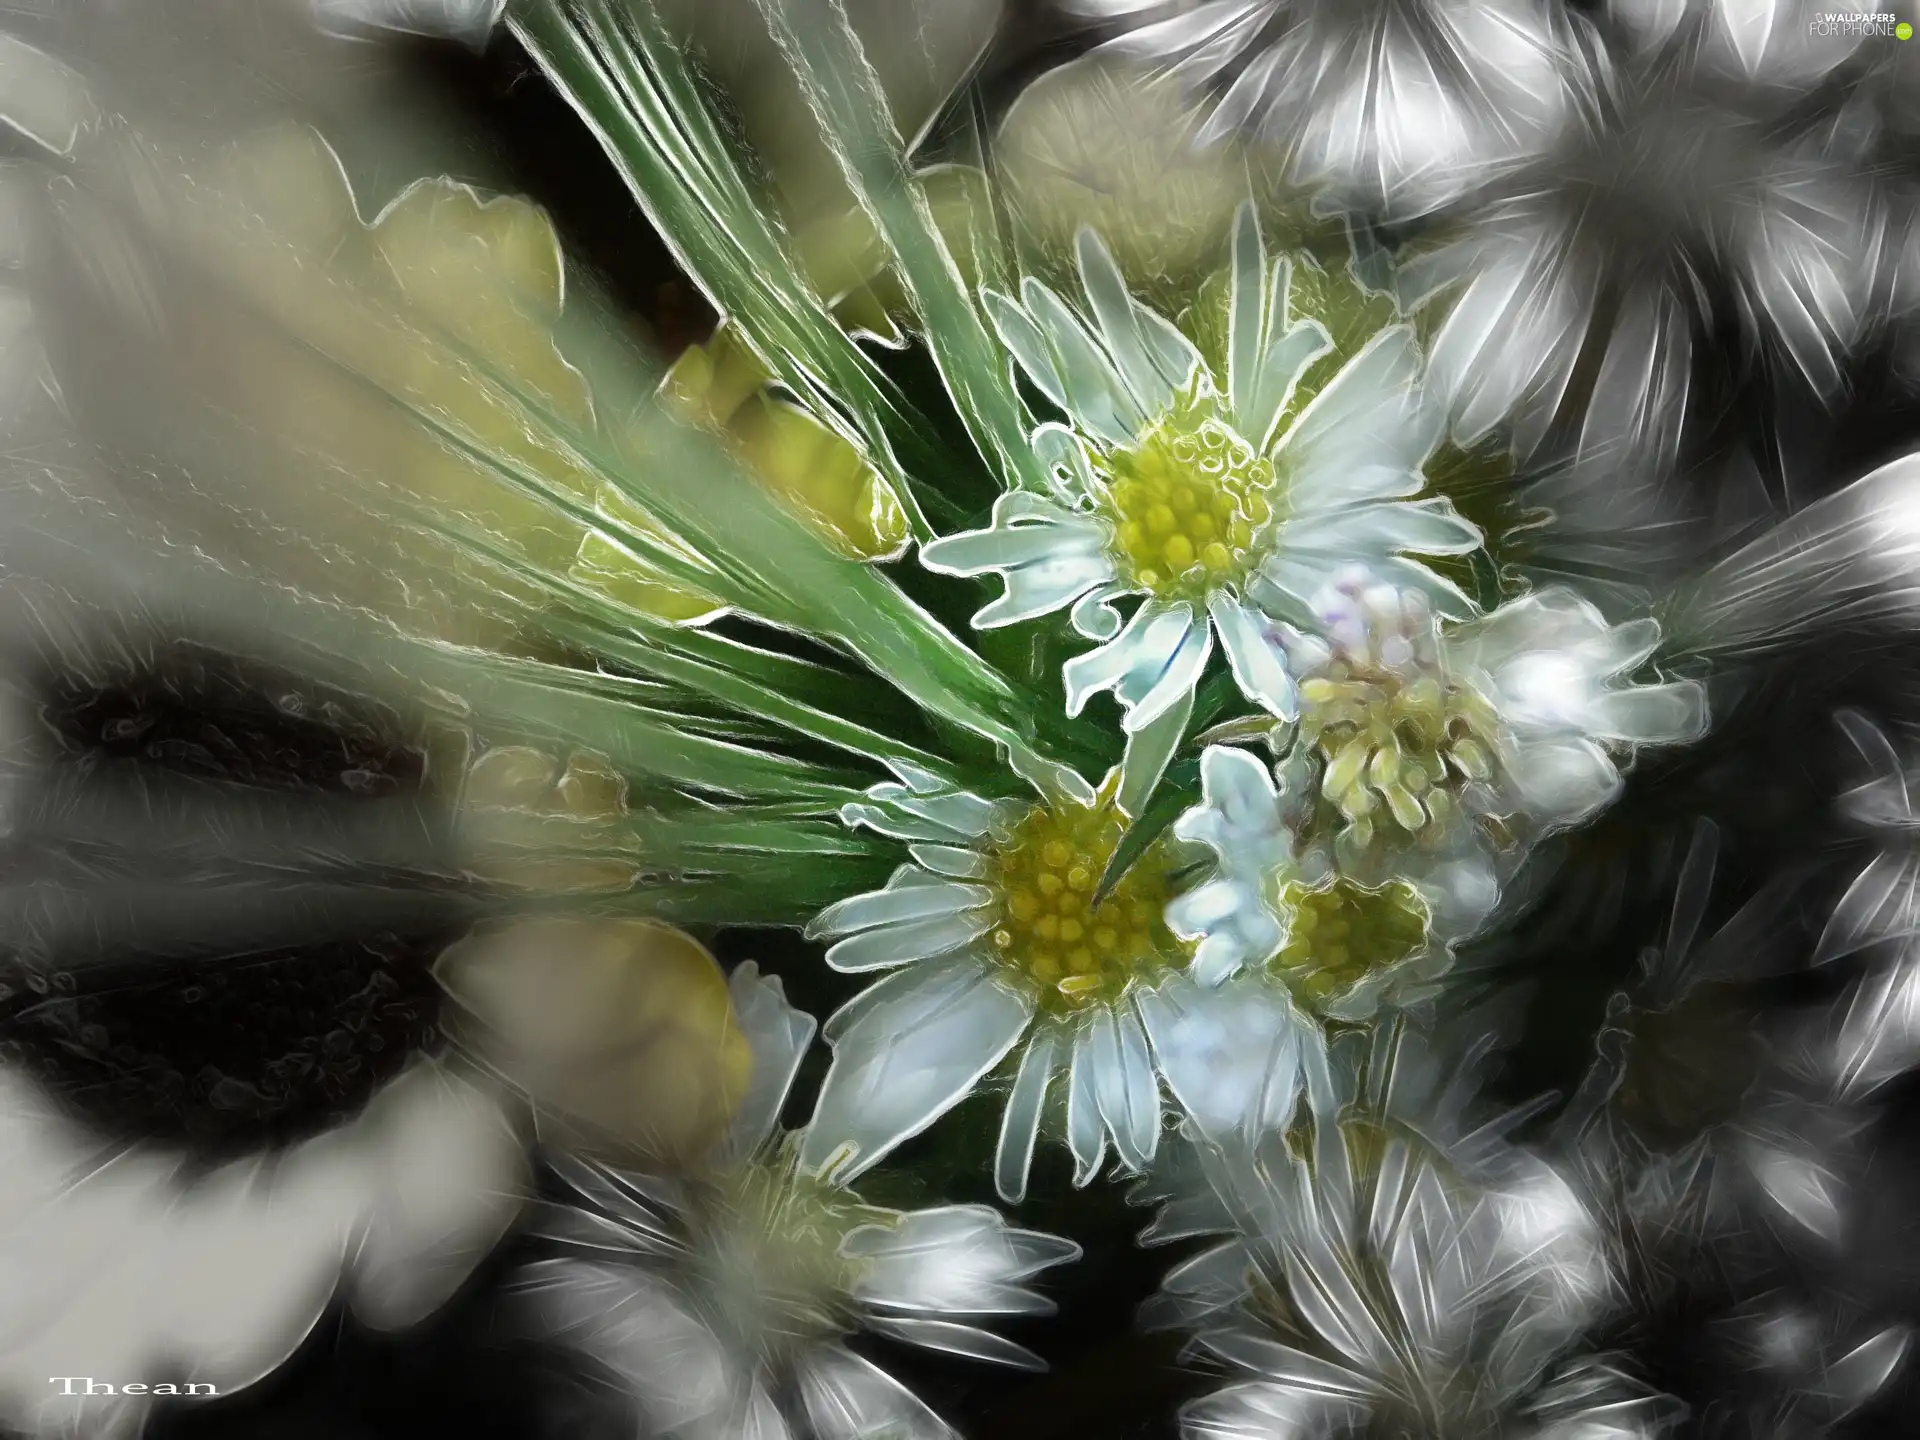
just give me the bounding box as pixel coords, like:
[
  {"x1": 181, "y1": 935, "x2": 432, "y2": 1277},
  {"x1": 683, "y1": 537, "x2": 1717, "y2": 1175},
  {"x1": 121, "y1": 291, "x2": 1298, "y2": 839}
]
[{"x1": 1, "y1": 0, "x2": 1919, "y2": 1435}]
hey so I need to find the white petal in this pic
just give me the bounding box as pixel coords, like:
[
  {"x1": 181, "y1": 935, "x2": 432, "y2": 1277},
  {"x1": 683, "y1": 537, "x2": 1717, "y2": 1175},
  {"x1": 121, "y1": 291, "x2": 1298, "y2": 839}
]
[
  {"x1": 984, "y1": 286, "x2": 1070, "y2": 417},
  {"x1": 995, "y1": 1027, "x2": 1061, "y2": 1205},
  {"x1": 1062, "y1": 601, "x2": 1211, "y2": 731},
  {"x1": 1422, "y1": 232, "x2": 1590, "y2": 447},
  {"x1": 1066, "y1": 1028, "x2": 1107, "y2": 1188},
  {"x1": 866, "y1": 1315, "x2": 1046, "y2": 1370},
  {"x1": 313, "y1": 0, "x2": 504, "y2": 47},
  {"x1": 1021, "y1": 275, "x2": 1146, "y2": 446},
  {"x1": 976, "y1": 551, "x2": 1116, "y2": 628},
  {"x1": 797, "y1": 1345, "x2": 955, "y2": 1440},
  {"x1": 1279, "y1": 327, "x2": 1440, "y2": 504},
  {"x1": 1117, "y1": 683, "x2": 1195, "y2": 819},
  {"x1": 1279, "y1": 497, "x2": 1482, "y2": 561},
  {"x1": 1070, "y1": 584, "x2": 1126, "y2": 641},
  {"x1": 909, "y1": 844, "x2": 990, "y2": 880},
  {"x1": 918, "y1": 497, "x2": 1105, "y2": 577},
  {"x1": 1505, "y1": 734, "x2": 1623, "y2": 828},
  {"x1": 1088, "y1": 1005, "x2": 1158, "y2": 1174},
  {"x1": 848, "y1": 1204, "x2": 1072, "y2": 1315},
  {"x1": 1076, "y1": 226, "x2": 1200, "y2": 417},
  {"x1": 1208, "y1": 593, "x2": 1299, "y2": 720},
  {"x1": 720, "y1": 963, "x2": 818, "y2": 1163},
  {"x1": 800, "y1": 959, "x2": 1034, "y2": 1183},
  {"x1": 811, "y1": 873, "x2": 997, "y2": 939},
  {"x1": 1136, "y1": 973, "x2": 1307, "y2": 1140},
  {"x1": 518, "y1": 1261, "x2": 736, "y2": 1432}
]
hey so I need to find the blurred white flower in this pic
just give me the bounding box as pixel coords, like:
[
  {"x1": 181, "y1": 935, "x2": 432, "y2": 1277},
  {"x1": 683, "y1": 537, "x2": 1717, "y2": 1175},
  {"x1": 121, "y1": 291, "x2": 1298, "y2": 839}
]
[
  {"x1": 1082, "y1": 0, "x2": 1582, "y2": 219},
  {"x1": 517, "y1": 963, "x2": 1078, "y2": 1440},
  {"x1": 923, "y1": 206, "x2": 1476, "y2": 742},
  {"x1": 0, "y1": 1056, "x2": 528, "y2": 1440},
  {"x1": 1147, "y1": 1115, "x2": 1663, "y2": 1440},
  {"x1": 1406, "y1": 25, "x2": 1891, "y2": 474}
]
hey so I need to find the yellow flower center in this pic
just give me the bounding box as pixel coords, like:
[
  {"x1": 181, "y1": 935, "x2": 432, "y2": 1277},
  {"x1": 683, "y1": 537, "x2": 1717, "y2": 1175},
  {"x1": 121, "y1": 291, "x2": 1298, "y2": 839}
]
[
  {"x1": 1271, "y1": 876, "x2": 1430, "y2": 1007},
  {"x1": 1299, "y1": 661, "x2": 1505, "y2": 853},
  {"x1": 1097, "y1": 381, "x2": 1278, "y2": 601},
  {"x1": 986, "y1": 795, "x2": 1183, "y2": 1012},
  {"x1": 693, "y1": 1146, "x2": 878, "y2": 1354}
]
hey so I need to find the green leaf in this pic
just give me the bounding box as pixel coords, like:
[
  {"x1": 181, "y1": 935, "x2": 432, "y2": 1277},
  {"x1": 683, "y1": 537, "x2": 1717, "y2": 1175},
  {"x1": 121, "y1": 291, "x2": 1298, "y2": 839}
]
[
  {"x1": 1093, "y1": 753, "x2": 1200, "y2": 908},
  {"x1": 509, "y1": 0, "x2": 963, "y2": 529},
  {"x1": 745, "y1": 0, "x2": 1049, "y2": 497}
]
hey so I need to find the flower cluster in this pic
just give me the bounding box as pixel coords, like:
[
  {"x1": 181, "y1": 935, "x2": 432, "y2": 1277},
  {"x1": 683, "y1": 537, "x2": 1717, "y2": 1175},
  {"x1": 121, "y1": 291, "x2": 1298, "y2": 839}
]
[{"x1": 5, "y1": 0, "x2": 1920, "y2": 1435}]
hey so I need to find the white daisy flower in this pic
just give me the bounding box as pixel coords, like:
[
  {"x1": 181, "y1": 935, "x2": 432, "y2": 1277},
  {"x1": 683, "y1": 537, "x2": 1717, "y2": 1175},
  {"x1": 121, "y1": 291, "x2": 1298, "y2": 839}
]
[
  {"x1": 1078, "y1": 0, "x2": 1582, "y2": 220},
  {"x1": 921, "y1": 204, "x2": 1478, "y2": 743},
  {"x1": 1148, "y1": 1116, "x2": 1667, "y2": 1440},
  {"x1": 517, "y1": 962, "x2": 1079, "y2": 1440},
  {"x1": 799, "y1": 764, "x2": 1222, "y2": 1202},
  {"x1": 1166, "y1": 572, "x2": 1707, "y2": 998}
]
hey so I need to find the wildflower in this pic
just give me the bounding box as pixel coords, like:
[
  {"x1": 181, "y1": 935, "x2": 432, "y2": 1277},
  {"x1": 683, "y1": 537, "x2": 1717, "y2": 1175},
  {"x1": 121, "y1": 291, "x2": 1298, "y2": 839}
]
[
  {"x1": 922, "y1": 205, "x2": 1476, "y2": 740},
  {"x1": 800, "y1": 766, "x2": 1208, "y2": 1200},
  {"x1": 1167, "y1": 574, "x2": 1706, "y2": 1006},
  {"x1": 517, "y1": 964, "x2": 1078, "y2": 1440}
]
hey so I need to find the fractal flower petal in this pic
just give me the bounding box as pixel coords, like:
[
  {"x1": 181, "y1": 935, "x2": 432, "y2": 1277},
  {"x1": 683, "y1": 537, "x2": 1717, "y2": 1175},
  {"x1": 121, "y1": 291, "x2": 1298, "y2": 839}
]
[
  {"x1": 1148, "y1": 1108, "x2": 1669, "y2": 1440},
  {"x1": 1085, "y1": 0, "x2": 1583, "y2": 220},
  {"x1": 309, "y1": 0, "x2": 504, "y2": 47},
  {"x1": 923, "y1": 206, "x2": 1476, "y2": 734},
  {"x1": 1604, "y1": 0, "x2": 1881, "y2": 94},
  {"x1": 1407, "y1": 22, "x2": 1892, "y2": 471},
  {"x1": 516, "y1": 964, "x2": 1077, "y2": 1440},
  {"x1": 1807, "y1": 711, "x2": 1920, "y2": 1097},
  {"x1": 801, "y1": 767, "x2": 1233, "y2": 1201}
]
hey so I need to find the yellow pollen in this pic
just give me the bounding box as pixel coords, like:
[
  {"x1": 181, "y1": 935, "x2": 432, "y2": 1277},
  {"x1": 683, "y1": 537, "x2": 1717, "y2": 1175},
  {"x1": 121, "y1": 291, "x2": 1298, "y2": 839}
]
[
  {"x1": 1097, "y1": 376, "x2": 1281, "y2": 602},
  {"x1": 1270, "y1": 877, "x2": 1430, "y2": 1012},
  {"x1": 985, "y1": 785, "x2": 1186, "y2": 1012},
  {"x1": 1298, "y1": 653, "x2": 1506, "y2": 859}
]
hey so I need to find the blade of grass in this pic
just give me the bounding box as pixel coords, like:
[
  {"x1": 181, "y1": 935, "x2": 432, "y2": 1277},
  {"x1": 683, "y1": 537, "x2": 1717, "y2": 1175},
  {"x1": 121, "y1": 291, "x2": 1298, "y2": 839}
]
[{"x1": 748, "y1": 0, "x2": 1046, "y2": 496}]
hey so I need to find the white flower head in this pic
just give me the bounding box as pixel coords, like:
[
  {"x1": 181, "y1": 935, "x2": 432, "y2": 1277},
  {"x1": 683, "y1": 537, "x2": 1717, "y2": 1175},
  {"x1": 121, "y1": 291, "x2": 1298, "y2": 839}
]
[
  {"x1": 517, "y1": 963, "x2": 1079, "y2": 1440},
  {"x1": 800, "y1": 764, "x2": 1243, "y2": 1203},
  {"x1": 922, "y1": 203, "x2": 1479, "y2": 739},
  {"x1": 1407, "y1": 25, "x2": 1892, "y2": 472},
  {"x1": 1166, "y1": 573, "x2": 1707, "y2": 1006},
  {"x1": 1085, "y1": 0, "x2": 1583, "y2": 220},
  {"x1": 1152, "y1": 1120, "x2": 1665, "y2": 1440}
]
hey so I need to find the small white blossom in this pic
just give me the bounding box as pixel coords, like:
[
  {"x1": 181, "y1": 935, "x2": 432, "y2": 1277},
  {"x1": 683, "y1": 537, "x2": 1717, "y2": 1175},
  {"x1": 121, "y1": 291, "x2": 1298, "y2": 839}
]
[
  {"x1": 1166, "y1": 575, "x2": 1706, "y2": 1008},
  {"x1": 800, "y1": 765, "x2": 1248, "y2": 1202},
  {"x1": 923, "y1": 204, "x2": 1477, "y2": 742},
  {"x1": 517, "y1": 963, "x2": 1079, "y2": 1440}
]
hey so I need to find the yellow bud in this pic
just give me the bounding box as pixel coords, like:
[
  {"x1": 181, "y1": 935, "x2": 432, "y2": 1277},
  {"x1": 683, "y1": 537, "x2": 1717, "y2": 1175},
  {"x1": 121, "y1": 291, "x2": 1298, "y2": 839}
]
[{"x1": 434, "y1": 918, "x2": 750, "y2": 1169}]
